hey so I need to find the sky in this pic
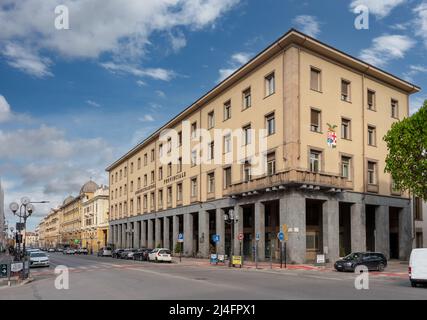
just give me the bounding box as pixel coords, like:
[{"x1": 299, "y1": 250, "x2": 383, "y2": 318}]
[{"x1": 0, "y1": 0, "x2": 426, "y2": 231}]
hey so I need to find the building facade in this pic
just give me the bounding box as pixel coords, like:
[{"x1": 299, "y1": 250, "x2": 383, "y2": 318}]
[
  {"x1": 44, "y1": 208, "x2": 62, "y2": 248},
  {"x1": 0, "y1": 179, "x2": 5, "y2": 250},
  {"x1": 82, "y1": 185, "x2": 110, "y2": 253},
  {"x1": 413, "y1": 197, "x2": 427, "y2": 248},
  {"x1": 106, "y1": 29, "x2": 420, "y2": 263},
  {"x1": 24, "y1": 231, "x2": 38, "y2": 248}
]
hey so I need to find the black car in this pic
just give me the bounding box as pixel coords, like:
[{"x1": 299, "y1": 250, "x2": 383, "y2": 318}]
[
  {"x1": 112, "y1": 249, "x2": 124, "y2": 259},
  {"x1": 119, "y1": 249, "x2": 132, "y2": 259},
  {"x1": 133, "y1": 248, "x2": 152, "y2": 261},
  {"x1": 335, "y1": 252, "x2": 387, "y2": 272}
]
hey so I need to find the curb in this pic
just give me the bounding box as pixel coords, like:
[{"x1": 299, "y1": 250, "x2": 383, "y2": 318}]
[{"x1": 0, "y1": 277, "x2": 34, "y2": 290}]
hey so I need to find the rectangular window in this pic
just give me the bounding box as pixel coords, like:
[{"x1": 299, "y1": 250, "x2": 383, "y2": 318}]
[
  {"x1": 267, "y1": 152, "x2": 276, "y2": 176},
  {"x1": 137, "y1": 178, "x2": 141, "y2": 190},
  {"x1": 224, "y1": 101, "x2": 231, "y2": 120},
  {"x1": 137, "y1": 196, "x2": 141, "y2": 213},
  {"x1": 207, "y1": 172, "x2": 215, "y2": 194},
  {"x1": 159, "y1": 144, "x2": 163, "y2": 157},
  {"x1": 167, "y1": 138, "x2": 172, "y2": 153},
  {"x1": 310, "y1": 67, "x2": 321, "y2": 91},
  {"x1": 178, "y1": 131, "x2": 182, "y2": 147},
  {"x1": 208, "y1": 142, "x2": 214, "y2": 160},
  {"x1": 341, "y1": 79, "x2": 351, "y2": 102},
  {"x1": 158, "y1": 190, "x2": 163, "y2": 207},
  {"x1": 151, "y1": 149, "x2": 155, "y2": 162},
  {"x1": 310, "y1": 150, "x2": 321, "y2": 172},
  {"x1": 208, "y1": 111, "x2": 215, "y2": 129},
  {"x1": 130, "y1": 181, "x2": 134, "y2": 193},
  {"x1": 368, "y1": 125, "x2": 376, "y2": 146},
  {"x1": 191, "y1": 150, "x2": 197, "y2": 167},
  {"x1": 341, "y1": 118, "x2": 351, "y2": 140},
  {"x1": 143, "y1": 194, "x2": 147, "y2": 210},
  {"x1": 367, "y1": 161, "x2": 377, "y2": 184},
  {"x1": 243, "y1": 162, "x2": 251, "y2": 182},
  {"x1": 177, "y1": 157, "x2": 182, "y2": 173},
  {"x1": 130, "y1": 162, "x2": 134, "y2": 174},
  {"x1": 243, "y1": 88, "x2": 251, "y2": 109},
  {"x1": 224, "y1": 167, "x2": 232, "y2": 189},
  {"x1": 265, "y1": 72, "x2": 275, "y2": 96},
  {"x1": 130, "y1": 199, "x2": 134, "y2": 214},
  {"x1": 414, "y1": 197, "x2": 423, "y2": 221},
  {"x1": 191, "y1": 122, "x2": 197, "y2": 139},
  {"x1": 150, "y1": 192, "x2": 155, "y2": 209},
  {"x1": 391, "y1": 99, "x2": 399, "y2": 118},
  {"x1": 177, "y1": 183, "x2": 183, "y2": 202},
  {"x1": 167, "y1": 187, "x2": 172, "y2": 206},
  {"x1": 266, "y1": 113, "x2": 275, "y2": 136},
  {"x1": 191, "y1": 178, "x2": 198, "y2": 198},
  {"x1": 158, "y1": 167, "x2": 163, "y2": 180},
  {"x1": 341, "y1": 156, "x2": 351, "y2": 180},
  {"x1": 224, "y1": 134, "x2": 231, "y2": 153},
  {"x1": 144, "y1": 153, "x2": 147, "y2": 166},
  {"x1": 151, "y1": 171, "x2": 155, "y2": 183},
  {"x1": 167, "y1": 162, "x2": 172, "y2": 177},
  {"x1": 367, "y1": 90, "x2": 375, "y2": 110},
  {"x1": 138, "y1": 157, "x2": 141, "y2": 169},
  {"x1": 310, "y1": 109, "x2": 321, "y2": 133},
  {"x1": 243, "y1": 125, "x2": 252, "y2": 145},
  {"x1": 143, "y1": 174, "x2": 147, "y2": 187}
]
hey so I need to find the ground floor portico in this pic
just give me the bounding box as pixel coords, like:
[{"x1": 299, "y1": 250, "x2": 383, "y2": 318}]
[{"x1": 109, "y1": 189, "x2": 412, "y2": 264}]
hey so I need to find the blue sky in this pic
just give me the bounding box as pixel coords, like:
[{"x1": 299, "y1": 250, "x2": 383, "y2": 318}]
[{"x1": 0, "y1": 0, "x2": 426, "y2": 230}]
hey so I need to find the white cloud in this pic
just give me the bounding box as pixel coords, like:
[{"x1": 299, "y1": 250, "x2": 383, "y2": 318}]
[
  {"x1": 169, "y1": 30, "x2": 187, "y2": 52},
  {"x1": 410, "y1": 94, "x2": 427, "y2": 114},
  {"x1": 414, "y1": 2, "x2": 427, "y2": 48},
  {"x1": 136, "y1": 80, "x2": 146, "y2": 87},
  {"x1": 217, "y1": 52, "x2": 252, "y2": 82},
  {"x1": 0, "y1": 95, "x2": 12, "y2": 122},
  {"x1": 86, "y1": 100, "x2": 101, "y2": 108},
  {"x1": 359, "y1": 35, "x2": 415, "y2": 67},
  {"x1": 139, "y1": 115, "x2": 155, "y2": 122},
  {"x1": 0, "y1": 0, "x2": 240, "y2": 76},
  {"x1": 293, "y1": 15, "x2": 320, "y2": 37},
  {"x1": 403, "y1": 65, "x2": 427, "y2": 82},
  {"x1": 350, "y1": 0, "x2": 405, "y2": 18},
  {"x1": 155, "y1": 90, "x2": 166, "y2": 98},
  {"x1": 100, "y1": 62, "x2": 176, "y2": 81}
]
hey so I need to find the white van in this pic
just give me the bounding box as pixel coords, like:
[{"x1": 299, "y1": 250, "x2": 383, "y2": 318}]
[{"x1": 409, "y1": 248, "x2": 427, "y2": 287}]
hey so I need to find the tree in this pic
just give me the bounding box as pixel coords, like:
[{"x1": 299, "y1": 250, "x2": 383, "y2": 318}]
[{"x1": 384, "y1": 100, "x2": 427, "y2": 200}]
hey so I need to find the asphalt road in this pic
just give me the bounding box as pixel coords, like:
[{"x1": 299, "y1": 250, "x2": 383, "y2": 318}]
[{"x1": 1, "y1": 253, "x2": 427, "y2": 300}]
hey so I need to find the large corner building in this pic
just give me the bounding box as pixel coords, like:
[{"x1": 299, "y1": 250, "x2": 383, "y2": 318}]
[{"x1": 106, "y1": 29, "x2": 420, "y2": 263}]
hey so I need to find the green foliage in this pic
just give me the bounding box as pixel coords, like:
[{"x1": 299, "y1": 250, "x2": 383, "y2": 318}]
[
  {"x1": 384, "y1": 101, "x2": 427, "y2": 200},
  {"x1": 174, "y1": 242, "x2": 182, "y2": 254},
  {"x1": 156, "y1": 243, "x2": 162, "y2": 248}
]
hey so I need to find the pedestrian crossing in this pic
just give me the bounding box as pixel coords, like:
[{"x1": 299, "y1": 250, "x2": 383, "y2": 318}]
[{"x1": 30, "y1": 263, "x2": 137, "y2": 276}]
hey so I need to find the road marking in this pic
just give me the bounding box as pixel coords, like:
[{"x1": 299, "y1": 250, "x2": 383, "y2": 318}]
[{"x1": 304, "y1": 275, "x2": 343, "y2": 281}]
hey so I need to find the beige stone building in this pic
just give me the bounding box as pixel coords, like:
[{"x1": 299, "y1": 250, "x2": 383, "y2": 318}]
[
  {"x1": 106, "y1": 29, "x2": 420, "y2": 263},
  {"x1": 37, "y1": 219, "x2": 46, "y2": 248},
  {"x1": 44, "y1": 208, "x2": 62, "y2": 248}
]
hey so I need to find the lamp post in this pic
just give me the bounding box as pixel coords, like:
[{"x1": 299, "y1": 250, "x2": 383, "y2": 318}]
[
  {"x1": 224, "y1": 209, "x2": 239, "y2": 268},
  {"x1": 9, "y1": 198, "x2": 49, "y2": 261}
]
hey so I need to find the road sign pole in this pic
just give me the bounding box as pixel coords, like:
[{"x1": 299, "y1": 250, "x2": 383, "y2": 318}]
[
  {"x1": 285, "y1": 241, "x2": 287, "y2": 268},
  {"x1": 180, "y1": 242, "x2": 182, "y2": 263},
  {"x1": 270, "y1": 241, "x2": 273, "y2": 269},
  {"x1": 240, "y1": 240, "x2": 243, "y2": 268},
  {"x1": 280, "y1": 241, "x2": 283, "y2": 269},
  {"x1": 255, "y1": 240, "x2": 258, "y2": 269}
]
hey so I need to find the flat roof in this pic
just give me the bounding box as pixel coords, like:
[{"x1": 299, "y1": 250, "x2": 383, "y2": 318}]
[{"x1": 106, "y1": 28, "x2": 420, "y2": 171}]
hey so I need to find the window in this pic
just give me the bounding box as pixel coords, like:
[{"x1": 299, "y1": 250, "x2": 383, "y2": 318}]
[
  {"x1": 158, "y1": 190, "x2": 163, "y2": 207},
  {"x1": 143, "y1": 194, "x2": 148, "y2": 210},
  {"x1": 119, "y1": 170, "x2": 122, "y2": 180},
  {"x1": 310, "y1": 67, "x2": 321, "y2": 91},
  {"x1": 151, "y1": 170, "x2": 155, "y2": 183},
  {"x1": 265, "y1": 72, "x2": 275, "y2": 96},
  {"x1": 138, "y1": 157, "x2": 141, "y2": 169},
  {"x1": 130, "y1": 181, "x2": 134, "y2": 193},
  {"x1": 130, "y1": 162, "x2": 134, "y2": 174},
  {"x1": 224, "y1": 167, "x2": 232, "y2": 189},
  {"x1": 243, "y1": 88, "x2": 251, "y2": 109},
  {"x1": 167, "y1": 138, "x2": 172, "y2": 153},
  {"x1": 167, "y1": 162, "x2": 172, "y2": 177},
  {"x1": 367, "y1": 90, "x2": 375, "y2": 110},
  {"x1": 224, "y1": 101, "x2": 231, "y2": 120},
  {"x1": 130, "y1": 199, "x2": 134, "y2": 215},
  {"x1": 167, "y1": 187, "x2": 172, "y2": 205},
  {"x1": 391, "y1": 99, "x2": 399, "y2": 118},
  {"x1": 414, "y1": 197, "x2": 423, "y2": 221},
  {"x1": 137, "y1": 177, "x2": 141, "y2": 189},
  {"x1": 266, "y1": 113, "x2": 275, "y2": 136},
  {"x1": 310, "y1": 109, "x2": 321, "y2": 132},
  {"x1": 309, "y1": 150, "x2": 321, "y2": 172},
  {"x1": 124, "y1": 166, "x2": 127, "y2": 177},
  {"x1": 208, "y1": 111, "x2": 215, "y2": 129},
  {"x1": 341, "y1": 118, "x2": 351, "y2": 140},
  {"x1": 159, "y1": 144, "x2": 163, "y2": 157},
  {"x1": 158, "y1": 166, "x2": 163, "y2": 180},
  {"x1": 243, "y1": 162, "x2": 251, "y2": 182},
  {"x1": 178, "y1": 131, "x2": 182, "y2": 147},
  {"x1": 391, "y1": 177, "x2": 400, "y2": 194},
  {"x1": 267, "y1": 152, "x2": 276, "y2": 176},
  {"x1": 367, "y1": 161, "x2": 377, "y2": 184},
  {"x1": 177, "y1": 183, "x2": 183, "y2": 202},
  {"x1": 144, "y1": 174, "x2": 147, "y2": 187},
  {"x1": 243, "y1": 125, "x2": 252, "y2": 145},
  {"x1": 207, "y1": 172, "x2": 215, "y2": 194},
  {"x1": 191, "y1": 178, "x2": 198, "y2": 197},
  {"x1": 137, "y1": 196, "x2": 141, "y2": 213},
  {"x1": 341, "y1": 156, "x2": 351, "y2": 180},
  {"x1": 416, "y1": 232, "x2": 423, "y2": 248},
  {"x1": 191, "y1": 122, "x2": 197, "y2": 139},
  {"x1": 367, "y1": 125, "x2": 376, "y2": 146},
  {"x1": 191, "y1": 150, "x2": 197, "y2": 167},
  {"x1": 150, "y1": 192, "x2": 155, "y2": 208},
  {"x1": 177, "y1": 157, "x2": 182, "y2": 173},
  {"x1": 224, "y1": 134, "x2": 231, "y2": 153},
  {"x1": 341, "y1": 79, "x2": 351, "y2": 102},
  {"x1": 208, "y1": 142, "x2": 214, "y2": 161},
  {"x1": 144, "y1": 153, "x2": 147, "y2": 166},
  {"x1": 151, "y1": 149, "x2": 155, "y2": 162}
]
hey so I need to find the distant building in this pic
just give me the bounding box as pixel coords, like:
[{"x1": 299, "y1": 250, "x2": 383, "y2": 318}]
[
  {"x1": 24, "y1": 231, "x2": 38, "y2": 248},
  {"x1": 413, "y1": 197, "x2": 427, "y2": 248},
  {"x1": 0, "y1": 178, "x2": 5, "y2": 250}
]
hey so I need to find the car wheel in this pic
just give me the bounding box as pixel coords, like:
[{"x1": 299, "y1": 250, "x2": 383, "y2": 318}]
[
  {"x1": 411, "y1": 280, "x2": 417, "y2": 288},
  {"x1": 378, "y1": 263, "x2": 385, "y2": 272}
]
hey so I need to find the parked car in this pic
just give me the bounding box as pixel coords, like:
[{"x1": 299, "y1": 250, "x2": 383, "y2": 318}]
[
  {"x1": 112, "y1": 249, "x2": 124, "y2": 259},
  {"x1": 56, "y1": 248, "x2": 64, "y2": 253},
  {"x1": 409, "y1": 248, "x2": 427, "y2": 287},
  {"x1": 148, "y1": 248, "x2": 172, "y2": 263},
  {"x1": 334, "y1": 252, "x2": 387, "y2": 272},
  {"x1": 133, "y1": 248, "x2": 152, "y2": 261},
  {"x1": 64, "y1": 248, "x2": 76, "y2": 255},
  {"x1": 25, "y1": 248, "x2": 41, "y2": 255},
  {"x1": 77, "y1": 248, "x2": 89, "y2": 255},
  {"x1": 97, "y1": 247, "x2": 113, "y2": 257},
  {"x1": 29, "y1": 251, "x2": 50, "y2": 268},
  {"x1": 119, "y1": 249, "x2": 133, "y2": 259},
  {"x1": 125, "y1": 249, "x2": 139, "y2": 260},
  {"x1": 48, "y1": 248, "x2": 55, "y2": 252}
]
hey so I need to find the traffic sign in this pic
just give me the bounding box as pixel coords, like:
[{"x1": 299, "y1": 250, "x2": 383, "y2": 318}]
[
  {"x1": 278, "y1": 231, "x2": 285, "y2": 242},
  {"x1": 238, "y1": 232, "x2": 244, "y2": 241},
  {"x1": 255, "y1": 233, "x2": 260, "y2": 241},
  {"x1": 178, "y1": 233, "x2": 184, "y2": 243},
  {"x1": 212, "y1": 234, "x2": 220, "y2": 243},
  {"x1": 0, "y1": 264, "x2": 8, "y2": 278}
]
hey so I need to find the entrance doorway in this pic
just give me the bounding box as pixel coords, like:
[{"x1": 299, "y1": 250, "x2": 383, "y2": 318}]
[
  {"x1": 265, "y1": 201, "x2": 280, "y2": 260},
  {"x1": 306, "y1": 200, "x2": 323, "y2": 262},
  {"x1": 389, "y1": 207, "x2": 399, "y2": 259},
  {"x1": 365, "y1": 205, "x2": 376, "y2": 252},
  {"x1": 339, "y1": 203, "x2": 352, "y2": 257}
]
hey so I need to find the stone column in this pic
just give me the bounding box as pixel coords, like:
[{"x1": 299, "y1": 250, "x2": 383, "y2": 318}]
[
  {"x1": 155, "y1": 218, "x2": 162, "y2": 248},
  {"x1": 198, "y1": 211, "x2": 210, "y2": 258},
  {"x1": 216, "y1": 208, "x2": 225, "y2": 255},
  {"x1": 254, "y1": 201, "x2": 265, "y2": 261},
  {"x1": 108, "y1": 225, "x2": 113, "y2": 245},
  {"x1": 233, "y1": 205, "x2": 244, "y2": 257},
  {"x1": 375, "y1": 205, "x2": 390, "y2": 259},
  {"x1": 128, "y1": 222, "x2": 133, "y2": 248},
  {"x1": 141, "y1": 220, "x2": 147, "y2": 247},
  {"x1": 184, "y1": 213, "x2": 194, "y2": 256},
  {"x1": 351, "y1": 202, "x2": 366, "y2": 252},
  {"x1": 172, "y1": 215, "x2": 179, "y2": 254},
  {"x1": 399, "y1": 206, "x2": 412, "y2": 260},
  {"x1": 147, "y1": 219, "x2": 154, "y2": 249},
  {"x1": 121, "y1": 224, "x2": 126, "y2": 248},
  {"x1": 133, "y1": 221, "x2": 140, "y2": 249},
  {"x1": 323, "y1": 199, "x2": 340, "y2": 263},
  {"x1": 163, "y1": 217, "x2": 170, "y2": 250},
  {"x1": 280, "y1": 192, "x2": 306, "y2": 264}
]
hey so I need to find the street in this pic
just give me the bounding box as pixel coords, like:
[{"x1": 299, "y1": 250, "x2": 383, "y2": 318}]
[{"x1": 1, "y1": 253, "x2": 427, "y2": 300}]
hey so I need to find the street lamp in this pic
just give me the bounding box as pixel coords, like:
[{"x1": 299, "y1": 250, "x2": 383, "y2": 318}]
[
  {"x1": 224, "y1": 209, "x2": 239, "y2": 267},
  {"x1": 9, "y1": 198, "x2": 49, "y2": 261}
]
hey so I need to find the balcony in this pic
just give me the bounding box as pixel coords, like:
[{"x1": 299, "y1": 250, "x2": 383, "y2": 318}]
[{"x1": 224, "y1": 169, "x2": 354, "y2": 197}]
